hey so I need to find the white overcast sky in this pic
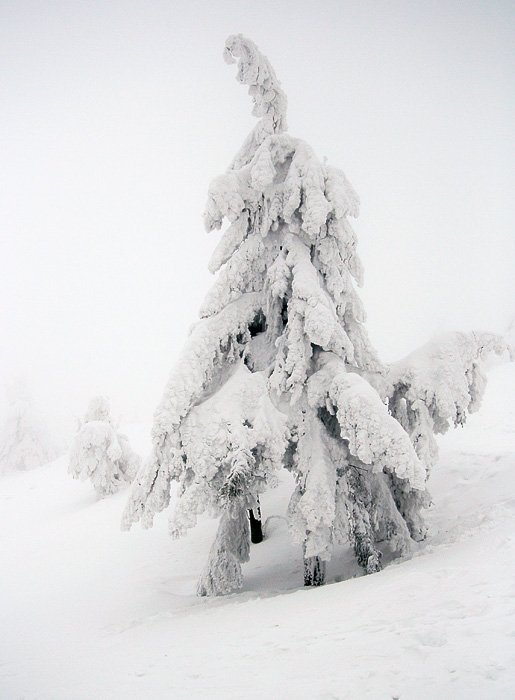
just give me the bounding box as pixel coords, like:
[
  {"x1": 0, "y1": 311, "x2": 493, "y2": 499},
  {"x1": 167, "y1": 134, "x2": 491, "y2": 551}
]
[{"x1": 1, "y1": 0, "x2": 514, "y2": 438}]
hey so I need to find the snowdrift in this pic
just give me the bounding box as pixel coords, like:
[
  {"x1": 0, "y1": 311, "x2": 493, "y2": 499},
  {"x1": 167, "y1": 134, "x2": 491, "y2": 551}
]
[{"x1": 0, "y1": 363, "x2": 514, "y2": 699}]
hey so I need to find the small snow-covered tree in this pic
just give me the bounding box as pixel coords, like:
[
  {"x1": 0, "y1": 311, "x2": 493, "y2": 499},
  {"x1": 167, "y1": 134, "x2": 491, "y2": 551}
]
[
  {"x1": 69, "y1": 396, "x2": 140, "y2": 497},
  {"x1": 0, "y1": 379, "x2": 57, "y2": 474},
  {"x1": 123, "y1": 35, "x2": 430, "y2": 594}
]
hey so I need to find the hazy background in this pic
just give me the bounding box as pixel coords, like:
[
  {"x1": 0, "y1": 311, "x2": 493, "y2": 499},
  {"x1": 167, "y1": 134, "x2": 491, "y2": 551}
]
[{"x1": 1, "y1": 0, "x2": 514, "y2": 442}]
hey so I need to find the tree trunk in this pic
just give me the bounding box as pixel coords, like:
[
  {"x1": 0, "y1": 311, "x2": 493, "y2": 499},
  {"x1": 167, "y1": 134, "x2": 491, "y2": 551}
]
[
  {"x1": 353, "y1": 532, "x2": 382, "y2": 574},
  {"x1": 248, "y1": 499, "x2": 263, "y2": 544},
  {"x1": 304, "y1": 554, "x2": 326, "y2": 586}
]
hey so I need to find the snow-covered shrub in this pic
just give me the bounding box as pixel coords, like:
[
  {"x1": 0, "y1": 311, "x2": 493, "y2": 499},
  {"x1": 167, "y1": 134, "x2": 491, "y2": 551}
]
[
  {"x1": 123, "y1": 35, "x2": 511, "y2": 595},
  {"x1": 0, "y1": 379, "x2": 58, "y2": 474},
  {"x1": 69, "y1": 397, "x2": 140, "y2": 498}
]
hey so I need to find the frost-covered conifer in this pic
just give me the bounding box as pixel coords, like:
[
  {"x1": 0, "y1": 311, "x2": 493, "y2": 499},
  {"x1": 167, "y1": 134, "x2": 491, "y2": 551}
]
[
  {"x1": 0, "y1": 379, "x2": 57, "y2": 474},
  {"x1": 69, "y1": 396, "x2": 140, "y2": 497},
  {"x1": 123, "y1": 35, "x2": 432, "y2": 594}
]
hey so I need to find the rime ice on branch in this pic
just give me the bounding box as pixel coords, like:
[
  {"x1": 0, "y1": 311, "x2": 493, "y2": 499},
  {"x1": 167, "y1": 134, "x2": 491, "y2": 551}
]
[
  {"x1": 123, "y1": 35, "x2": 508, "y2": 594},
  {"x1": 69, "y1": 397, "x2": 140, "y2": 498}
]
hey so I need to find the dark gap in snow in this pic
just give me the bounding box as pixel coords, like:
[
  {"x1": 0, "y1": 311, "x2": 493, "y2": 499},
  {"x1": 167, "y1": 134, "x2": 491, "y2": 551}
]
[
  {"x1": 248, "y1": 310, "x2": 266, "y2": 338},
  {"x1": 280, "y1": 297, "x2": 288, "y2": 326},
  {"x1": 273, "y1": 155, "x2": 293, "y2": 185},
  {"x1": 318, "y1": 406, "x2": 340, "y2": 441}
]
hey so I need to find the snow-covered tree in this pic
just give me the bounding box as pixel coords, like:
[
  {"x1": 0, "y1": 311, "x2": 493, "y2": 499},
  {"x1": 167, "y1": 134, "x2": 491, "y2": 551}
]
[
  {"x1": 69, "y1": 396, "x2": 140, "y2": 498},
  {"x1": 123, "y1": 35, "x2": 513, "y2": 595},
  {"x1": 123, "y1": 34, "x2": 432, "y2": 594},
  {"x1": 0, "y1": 379, "x2": 58, "y2": 474}
]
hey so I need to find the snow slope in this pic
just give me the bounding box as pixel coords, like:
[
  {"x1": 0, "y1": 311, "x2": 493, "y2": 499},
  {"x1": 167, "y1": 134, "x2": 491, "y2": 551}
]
[{"x1": 1, "y1": 364, "x2": 514, "y2": 700}]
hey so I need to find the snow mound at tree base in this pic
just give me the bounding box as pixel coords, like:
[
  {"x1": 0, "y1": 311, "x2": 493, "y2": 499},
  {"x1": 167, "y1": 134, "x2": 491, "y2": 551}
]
[{"x1": 0, "y1": 363, "x2": 514, "y2": 700}]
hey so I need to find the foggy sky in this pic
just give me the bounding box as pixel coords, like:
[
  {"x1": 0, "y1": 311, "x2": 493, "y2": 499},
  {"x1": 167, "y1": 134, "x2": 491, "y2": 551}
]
[{"x1": 1, "y1": 0, "x2": 514, "y2": 440}]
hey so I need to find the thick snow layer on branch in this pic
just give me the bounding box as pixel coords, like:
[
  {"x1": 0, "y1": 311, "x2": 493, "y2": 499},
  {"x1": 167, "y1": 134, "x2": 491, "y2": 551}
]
[
  {"x1": 200, "y1": 235, "x2": 280, "y2": 318},
  {"x1": 154, "y1": 294, "x2": 265, "y2": 442},
  {"x1": 314, "y1": 235, "x2": 365, "y2": 322},
  {"x1": 287, "y1": 397, "x2": 416, "y2": 562},
  {"x1": 203, "y1": 135, "x2": 360, "y2": 244},
  {"x1": 286, "y1": 236, "x2": 353, "y2": 355},
  {"x1": 123, "y1": 294, "x2": 268, "y2": 530},
  {"x1": 387, "y1": 331, "x2": 510, "y2": 473},
  {"x1": 389, "y1": 331, "x2": 510, "y2": 422},
  {"x1": 208, "y1": 212, "x2": 248, "y2": 274},
  {"x1": 308, "y1": 355, "x2": 425, "y2": 490},
  {"x1": 169, "y1": 362, "x2": 287, "y2": 537},
  {"x1": 325, "y1": 165, "x2": 360, "y2": 219}
]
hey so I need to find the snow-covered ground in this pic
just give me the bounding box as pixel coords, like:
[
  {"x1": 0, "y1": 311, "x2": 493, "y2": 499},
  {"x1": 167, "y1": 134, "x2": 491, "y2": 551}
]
[{"x1": 1, "y1": 363, "x2": 514, "y2": 700}]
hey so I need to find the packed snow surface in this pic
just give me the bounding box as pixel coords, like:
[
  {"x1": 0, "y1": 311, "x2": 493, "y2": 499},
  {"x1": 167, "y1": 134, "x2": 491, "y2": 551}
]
[{"x1": 1, "y1": 363, "x2": 514, "y2": 700}]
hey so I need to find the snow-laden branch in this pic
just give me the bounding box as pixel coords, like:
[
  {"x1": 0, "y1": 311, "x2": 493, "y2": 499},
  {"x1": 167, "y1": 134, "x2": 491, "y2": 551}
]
[
  {"x1": 387, "y1": 331, "x2": 510, "y2": 473},
  {"x1": 122, "y1": 294, "x2": 267, "y2": 530},
  {"x1": 308, "y1": 354, "x2": 426, "y2": 490},
  {"x1": 169, "y1": 362, "x2": 287, "y2": 538},
  {"x1": 203, "y1": 135, "x2": 358, "y2": 240}
]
